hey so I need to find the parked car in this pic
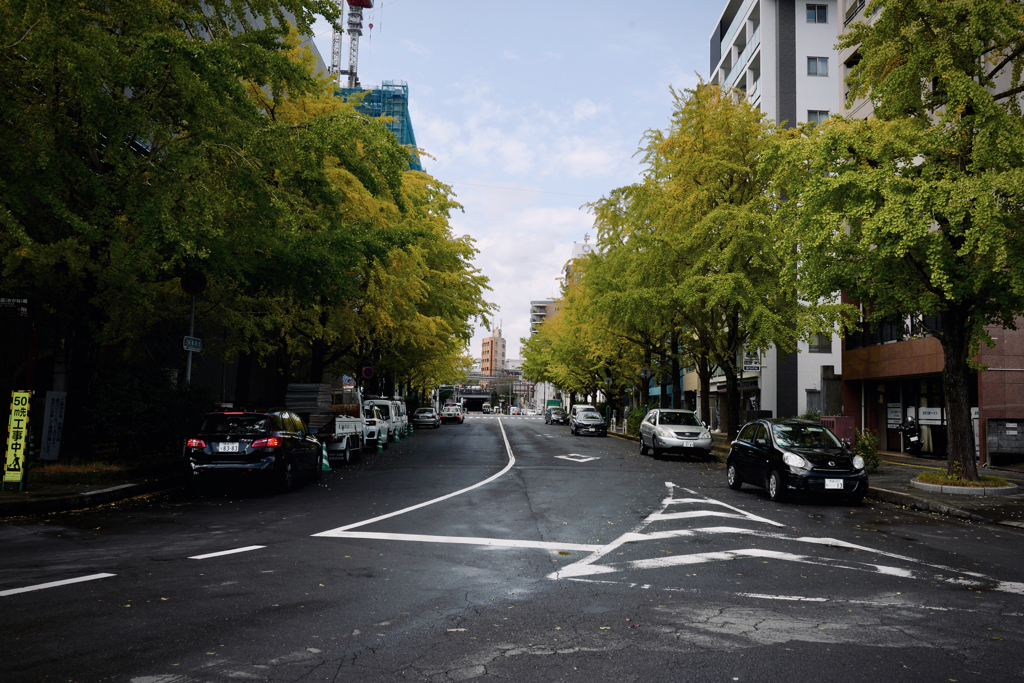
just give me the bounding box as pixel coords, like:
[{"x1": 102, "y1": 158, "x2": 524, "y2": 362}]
[
  {"x1": 570, "y1": 408, "x2": 607, "y2": 436},
  {"x1": 441, "y1": 404, "x2": 463, "y2": 424},
  {"x1": 570, "y1": 404, "x2": 596, "y2": 419},
  {"x1": 726, "y1": 418, "x2": 868, "y2": 504},
  {"x1": 186, "y1": 410, "x2": 322, "y2": 492},
  {"x1": 545, "y1": 407, "x2": 568, "y2": 425},
  {"x1": 363, "y1": 405, "x2": 385, "y2": 449},
  {"x1": 392, "y1": 398, "x2": 409, "y2": 435},
  {"x1": 413, "y1": 407, "x2": 441, "y2": 429},
  {"x1": 638, "y1": 409, "x2": 713, "y2": 458},
  {"x1": 364, "y1": 399, "x2": 397, "y2": 444}
]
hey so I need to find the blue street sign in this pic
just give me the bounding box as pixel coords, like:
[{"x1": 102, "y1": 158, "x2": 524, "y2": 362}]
[{"x1": 183, "y1": 336, "x2": 202, "y2": 353}]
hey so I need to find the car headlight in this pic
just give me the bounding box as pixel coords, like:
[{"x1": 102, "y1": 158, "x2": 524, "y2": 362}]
[
  {"x1": 853, "y1": 455, "x2": 865, "y2": 470},
  {"x1": 699, "y1": 431, "x2": 711, "y2": 440},
  {"x1": 655, "y1": 427, "x2": 673, "y2": 438},
  {"x1": 782, "y1": 452, "x2": 809, "y2": 469}
]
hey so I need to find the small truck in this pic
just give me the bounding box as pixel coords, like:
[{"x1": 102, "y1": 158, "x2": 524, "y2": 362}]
[{"x1": 324, "y1": 387, "x2": 365, "y2": 464}]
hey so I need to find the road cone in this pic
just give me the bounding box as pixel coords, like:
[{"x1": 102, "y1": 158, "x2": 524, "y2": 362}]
[
  {"x1": 376, "y1": 433, "x2": 385, "y2": 454},
  {"x1": 321, "y1": 443, "x2": 332, "y2": 472},
  {"x1": 392, "y1": 427, "x2": 401, "y2": 443}
]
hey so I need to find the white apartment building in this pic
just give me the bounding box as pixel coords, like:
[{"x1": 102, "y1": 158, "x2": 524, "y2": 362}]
[{"x1": 704, "y1": 0, "x2": 844, "y2": 422}]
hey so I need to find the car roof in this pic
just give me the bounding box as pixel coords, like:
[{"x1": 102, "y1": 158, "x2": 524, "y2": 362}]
[{"x1": 655, "y1": 408, "x2": 696, "y2": 413}]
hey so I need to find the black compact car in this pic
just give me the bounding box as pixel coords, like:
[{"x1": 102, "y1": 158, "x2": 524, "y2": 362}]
[
  {"x1": 186, "y1": 410, "x2": 322, "y2": 493},
  {"x1": 726, "y1": 418, "x2": 868, "y2": 504},
  {"x1": 545, "y1": 407, "x2": 568, "y2": 425},
  {"x1": 570, "y1": 408, "x2": 607, "y2": 437}
]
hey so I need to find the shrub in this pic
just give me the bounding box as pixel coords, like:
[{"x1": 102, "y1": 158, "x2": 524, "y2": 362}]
[
  {"x1": 627, "y1": 408, "x2": 644, "y2": 436},
  {"x1": 854, "y1": 428, "x2": 881, "y2": 473},
  {"x1": 799, "y1": 407, "x2": 822, "y2": 422}
]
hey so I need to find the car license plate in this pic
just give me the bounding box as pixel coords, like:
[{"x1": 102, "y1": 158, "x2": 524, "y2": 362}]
[
  {"x1": 683, "y1": 441, "x2": 694, "y2": 448},
  {"x1": 825, "y1": 479, "x2": 843, "y2": 490},
  {"x1": 910, "y1": 436, "x2": 919, "y2": 442},
  {"x1": 218, "y1": 442, "x2": 239, "y2": 453}
]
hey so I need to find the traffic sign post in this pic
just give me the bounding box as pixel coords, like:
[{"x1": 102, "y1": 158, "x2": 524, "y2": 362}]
[{"x1": 4, "y1": 391, "x2": 31, "y2": 491}]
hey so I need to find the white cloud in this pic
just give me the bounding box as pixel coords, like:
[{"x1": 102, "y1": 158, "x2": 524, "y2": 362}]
[
  {"x1": 502, "y1": 49, "x2": 521, "y2": 60},
  {"x1": 572, "y1": 98, "x2": 605, "y2": 122},
  {"x1": 403, "y1": 39, "x2": 432, "y2": 57}
]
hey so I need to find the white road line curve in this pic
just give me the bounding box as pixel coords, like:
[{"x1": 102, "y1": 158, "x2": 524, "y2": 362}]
[
  {"x1": 314, "y1": 531, "x2": 601, "y2": 552},
  {"x1": 314, "y1": 418, "x2": 516, "y2": 535},
  {"x1": 1, "y1": 573, "x2": 116, "y2": 597},
  {"x1": 189, "y1": 545, "x2": 266, "y2": 560}
]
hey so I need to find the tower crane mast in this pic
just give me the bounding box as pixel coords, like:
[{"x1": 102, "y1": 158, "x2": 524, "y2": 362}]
[{"x1": 329, "y1": 0, "x2": 373, "y2": 89}]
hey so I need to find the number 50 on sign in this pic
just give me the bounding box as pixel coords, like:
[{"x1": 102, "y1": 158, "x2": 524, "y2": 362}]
[{"x1": 5, "y1": 391, "x2": 31, "y2": 490}]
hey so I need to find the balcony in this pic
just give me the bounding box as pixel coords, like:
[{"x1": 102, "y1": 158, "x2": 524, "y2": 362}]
[
  {"x1": 844, "y1": 0, "x2": 865, "y2": 26},
  {"x1": 724, "y1": 25, "x2": 760, "y2": 91}
]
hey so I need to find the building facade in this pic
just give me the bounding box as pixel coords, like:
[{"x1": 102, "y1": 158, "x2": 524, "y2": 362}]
[
  {"x1": 481, "y1": 328, "x2": 507, "y2": 377},
  {"x1": 530, "y1": 300, "x2": 557, "y2": 336},
  {"x1": 706, "y1": 0, "x2": 844, "y2": 431}
]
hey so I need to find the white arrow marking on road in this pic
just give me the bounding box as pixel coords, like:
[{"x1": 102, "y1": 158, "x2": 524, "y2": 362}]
[
  {"x1": 555, "y1": 454, "x2": 599, "y2": 463},
  {"x1": 0, "y1": 573, "x2": 116, "y2": 597},
  {"x1": 189, "y1": 545, "x2": 266, "y2": 560}
]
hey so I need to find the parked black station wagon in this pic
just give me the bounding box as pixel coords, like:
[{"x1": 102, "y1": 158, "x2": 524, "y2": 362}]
[
  {"x1": 726, "y1": 418, "x2": 868, "y2": 504},
  {"x1": 186, "y1": 411, "x2": 322, "y2": 493}
]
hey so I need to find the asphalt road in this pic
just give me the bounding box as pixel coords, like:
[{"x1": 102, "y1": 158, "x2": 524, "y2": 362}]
[{"x1": 2, "y1": 415, "x2": 1023, "y2": 683}]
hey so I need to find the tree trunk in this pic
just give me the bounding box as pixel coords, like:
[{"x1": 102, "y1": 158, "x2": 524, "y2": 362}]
[
  {"x1": 723, "y1": 362, "x2": 740, "y2": 441},
  {"x1": 659, "y1": 348, "x2": 668, "y2": 409},
  {"x1": 697, "y1": 356, "x2": 713, "y2": 429},
  {"x1": 640, "y1": 350, "x2": 651, "y2": 408},
  {"x1": 670, "y1": 330, "x2": 682, "y2": 410},
  {"x1": 940, "y1": 307, "x2": 978, "y2": 481}
]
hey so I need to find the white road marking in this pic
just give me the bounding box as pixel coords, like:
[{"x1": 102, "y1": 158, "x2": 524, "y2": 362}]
[
  {"x1": 314, "y1": 418, "x2": 516, "y2": 535},
  {"x1": 1, "y1": 573, "x2": 116, "y2": 597},
  {"x1": 555, "y1": 454, "x2": 599, "y2": 463},
  {"x1": 189, "y1": 545, "x2": 265, "y2": 560},
  {"x1": 314, "y1": 531, "x2": 601, "y2": 552}
]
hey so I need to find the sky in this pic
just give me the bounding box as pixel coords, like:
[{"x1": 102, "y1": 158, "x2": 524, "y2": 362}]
[{"x1": 308, "y1": 1, "x2": 725, "y2": 360}]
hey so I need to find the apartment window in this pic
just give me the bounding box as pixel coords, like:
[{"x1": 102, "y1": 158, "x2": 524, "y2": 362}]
[
  {"x1": 806, "y1": 4, "x2": 827, "y2": 23},
  {"x1": 809, "y1": 333, "x2": 832, "y2": 353},
  {"x1": 807, "y1": 57, "x2": 829, "y2": 76},
  {"x1": 808, "y1": 110, "x2": 830, "y2": 125}
]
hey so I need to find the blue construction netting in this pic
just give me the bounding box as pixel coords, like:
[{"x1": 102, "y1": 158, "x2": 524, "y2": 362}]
[{"x1": 338, "y1": 80, "x2": 423, "y2": 172}]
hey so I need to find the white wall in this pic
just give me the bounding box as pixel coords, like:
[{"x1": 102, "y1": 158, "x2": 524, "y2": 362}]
[{"x1": 795, "y1": 0, "x2": 841, "y2": 123}]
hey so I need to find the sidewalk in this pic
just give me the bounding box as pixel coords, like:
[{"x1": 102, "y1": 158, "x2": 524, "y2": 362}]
[{"x1": 0, "y1": 470, "x2": 185, "y2": 518}]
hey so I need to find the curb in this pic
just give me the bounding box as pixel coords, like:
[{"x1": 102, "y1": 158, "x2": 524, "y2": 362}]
[
  {"x1": 0, "y1": 475, "x2": 187, "y2": 518},
  {"x1": 910, "y1": 480, "x2": 1019, "y2": 496},
  {"x1": 866, "y1": 486, "x2": 995, "y2": 524}
]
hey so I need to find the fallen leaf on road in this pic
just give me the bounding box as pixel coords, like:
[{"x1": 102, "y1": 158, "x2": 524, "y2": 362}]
[
  {"x1": 376, "y1": 633, "x2": 385, "y2": 637},
  {"x1": 600, "y1": 627, "x2": 610, "y2": 630},
  {"x1": 447, "y1": 628, "x2": 467, "y2": 632}
]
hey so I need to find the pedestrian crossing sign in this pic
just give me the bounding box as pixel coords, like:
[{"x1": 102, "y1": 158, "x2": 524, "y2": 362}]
[{"x1": 5, "y1": 391, "x2": 31, "y2": 489}]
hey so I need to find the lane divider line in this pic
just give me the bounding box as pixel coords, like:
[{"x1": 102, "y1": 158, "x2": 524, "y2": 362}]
[
  {"x1": 313, "y1": 418, "x2": 517, "y2": 535},
  {"x1": 1, "y1": 573, "x2": 116, "y2": 597},
  {"x1": 313, "y1": 531, "x2": 601, "y2": 552},
  {"x1": 189, "y1": 545, "x2": 266, "y2": 560}
]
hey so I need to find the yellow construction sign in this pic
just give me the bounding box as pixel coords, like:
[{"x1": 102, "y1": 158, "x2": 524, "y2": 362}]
[{"x1": 5, "y1": 391, "x2": 31, "y2": 486}]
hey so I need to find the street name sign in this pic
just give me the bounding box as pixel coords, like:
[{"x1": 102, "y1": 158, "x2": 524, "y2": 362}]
[{"x1": 183, "y1": 336, "x2": 202, "y2": 353}]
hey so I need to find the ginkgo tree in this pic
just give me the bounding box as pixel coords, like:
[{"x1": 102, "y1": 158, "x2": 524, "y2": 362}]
[{"x1": 770, "y1": 0, "x2": 1024, "y2": 480}]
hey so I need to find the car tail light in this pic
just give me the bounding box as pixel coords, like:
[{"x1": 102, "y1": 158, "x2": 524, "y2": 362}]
[
  {"x1": 187, "y1": 438, "x2": 207, "y2": 449},
  {"x1": 251, "y1": 436, "x2": 282, "y2": 449}
]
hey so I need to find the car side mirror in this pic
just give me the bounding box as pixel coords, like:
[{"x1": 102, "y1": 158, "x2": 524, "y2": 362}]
[{"x1": 702, "y1": 421, "x2": 709, "y2": 429}]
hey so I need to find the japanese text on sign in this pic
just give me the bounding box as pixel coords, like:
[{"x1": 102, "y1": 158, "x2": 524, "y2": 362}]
[{"x1": 5, "y1": 391, "x2": 31, "y2": 483}]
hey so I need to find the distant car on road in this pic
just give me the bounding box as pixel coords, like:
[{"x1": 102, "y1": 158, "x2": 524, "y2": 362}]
[
  {"x1": 413, "y1": 407, "x2": 440, "y2": 429},
  {"x1": 638, "y1": 409, "x2": 712, "y2": 458},
  {"x1": 545, "y1": 407, "x2": 568, "y2": 425},
  {"x1": 570, "y1": 408, "x2": 607, "y2": 437},
  {"x1": 510, "y1": 406, "x2": 521, "y2": 415},
  {"x1": 441, "y1": 404, "x2": 463, "y2": 424},
  {"x1": 186, "y1": 411, "x2": 322, "y2": 493},
  {"x1": 726, "y1": 418, "x2": 867, "y2": 504}
]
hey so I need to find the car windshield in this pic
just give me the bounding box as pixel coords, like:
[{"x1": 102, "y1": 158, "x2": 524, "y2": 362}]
[
  {"x1": 771, "y1": 423, "x2": 843, "y2": 449},
  {"x1": 415, "y1": 408, "x2": 433, "y2": 415},
  {"x1": 375, "y1": 404, "x2": 391, "y2": 418},
  {"x1": 580, "y1": 411, "x2": 601, "y2": 420},
  {"x1": 201, "y1": 414, "x2": 270, "y2": 434},
  {"x1": 550, "y1": 409, "x2": 565, "y2": 415},
  {"x1": 659, "y1": 412, "x2": 701, "y2": 427}
]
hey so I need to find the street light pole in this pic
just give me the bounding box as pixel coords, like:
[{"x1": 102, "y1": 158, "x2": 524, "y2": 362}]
[{"x1": 185, "y1": 294, "x2": 196, "y2": 386}]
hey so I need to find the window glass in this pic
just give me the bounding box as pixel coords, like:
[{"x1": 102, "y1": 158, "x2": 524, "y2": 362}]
[
  {"x1": 772, "y1": 423, "x2": 843, "y2": 448},
  {"x1": 201, "y1": 414, "x2": 270, "y2": 434},
  {"x1": 644, "y1": 411, "x2": 657, "y2": 424},
  {"x1": 808, "y1": 57, "x2": 829, "y2": 76},
  {"x1": 659, "y1": 412, "x2": 702, "y2": 427},
  {"x1": 809, "y1": 332, "x2": 833, "y2": 353},
  {"x1": 753, "y1": 425, "x2": 769, "y2": 445},
  {"x1": 806, "y1": 4, "x2": 827, "y2": 23},
  {"x1": 374, "y1": 403, "x2": 391, "y2": 419},
  {"x1": 808, "y1": 110, "x2": 830, "y2": 125},
  {"x1": 738, "y1": 423, "x2": 758, "y2": 442}
]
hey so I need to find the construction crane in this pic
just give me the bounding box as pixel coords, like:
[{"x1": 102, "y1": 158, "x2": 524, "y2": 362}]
[{"x1": 329, "y1": 0, "x2": 374, "y2": 89}]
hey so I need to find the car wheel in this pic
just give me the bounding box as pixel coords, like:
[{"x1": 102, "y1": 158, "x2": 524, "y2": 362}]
[
  {"x1": 314, "y1": 450, "x2": 324, "y2": 480},
  {"x1": 279, "y1": 457, "x2": 295, "y2": 493},
  {"x1": 383, "y1": 434, "x2": 390, "y2": 451},
  {"x1": 652, "y1": 436, "x2": 662, "y2": 459},
  {"x1": 727, "y1": 461, "x2": 743, "y2": 490},
  {"x1": 767, "y1": 470, "x2": 785, "y2": 502},
  {"x1": 639, "y1": 436, "x2": 648, "y2": 455},
  {"x1": 187, "y1": 471, "x2": 205, "y2": 496}
]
